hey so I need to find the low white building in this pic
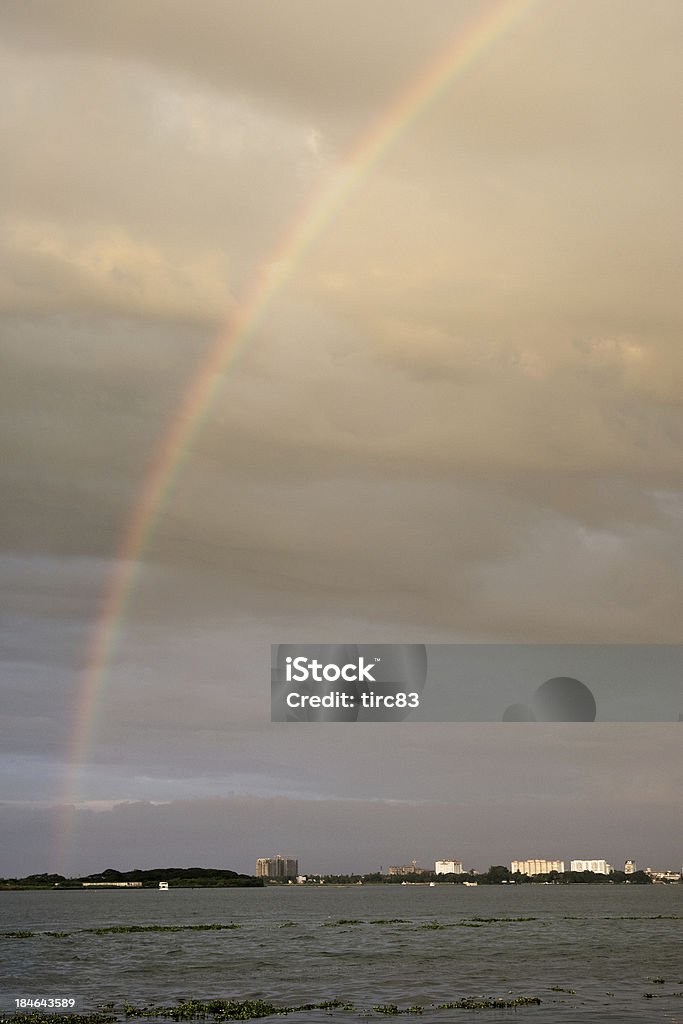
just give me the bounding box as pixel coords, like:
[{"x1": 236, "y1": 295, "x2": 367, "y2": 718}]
[
  {"x1": 570, "y1": 859, "x2": 612, "y2": 874},
  {"x1": 511, "y1": 859, "x2": 565, "y2": 876},
  {"x1": 82, "y1": 881, "x2": 143, "y2": 888},
  {"x1": 645, "y1": 868, "x2": 682, "y2": 883},
  {"x1": 435, "y1": 859, "x2": 463, "y2": 875}
]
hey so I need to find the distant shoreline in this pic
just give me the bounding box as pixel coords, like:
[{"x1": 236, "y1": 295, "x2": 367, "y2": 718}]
[{"x1": 1, "y1": 863, "x2": 674, "y2": 891}]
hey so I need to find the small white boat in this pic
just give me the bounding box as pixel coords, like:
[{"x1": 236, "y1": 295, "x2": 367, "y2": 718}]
[{"x1": 158, "y1": 881, "x2": 169, "y2": 890}]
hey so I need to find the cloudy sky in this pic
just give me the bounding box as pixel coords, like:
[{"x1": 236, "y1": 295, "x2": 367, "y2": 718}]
[{"x1": 1, "y1": 0, "x2": 682, "y2": 878}]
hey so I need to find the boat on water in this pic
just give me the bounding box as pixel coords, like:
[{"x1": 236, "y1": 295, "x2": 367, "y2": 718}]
[{"x1": 158, "y1": 881, "x2": 169, "y2": 890}]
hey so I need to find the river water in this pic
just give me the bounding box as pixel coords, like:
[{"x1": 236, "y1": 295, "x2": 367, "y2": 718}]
[{"x1": 1, "y1": 885, "x2": 681, "y2": 1022}]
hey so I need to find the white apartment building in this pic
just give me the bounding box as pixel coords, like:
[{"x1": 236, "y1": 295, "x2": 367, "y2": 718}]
[
  {"x1": 435, "y1": 859, "x2": 463, "y2": 875},
  {"x1": 570, "y1": 859, "x2": 612, "y2": 874},
  {"x1": 511, "y1": 859, "x2": 565, "y2": 875},
  {"x1": 624, "y1": 860, "x2": 636, "y2": 874}
]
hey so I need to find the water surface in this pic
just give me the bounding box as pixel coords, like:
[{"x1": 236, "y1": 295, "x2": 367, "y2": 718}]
[{"x1": 1, "y1": 885, "x2": 681, "y2": 1022}]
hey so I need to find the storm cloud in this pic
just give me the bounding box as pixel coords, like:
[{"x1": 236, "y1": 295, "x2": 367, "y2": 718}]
[{"x1": 1, "y1": 0, "x2": 681, "y2": 877}]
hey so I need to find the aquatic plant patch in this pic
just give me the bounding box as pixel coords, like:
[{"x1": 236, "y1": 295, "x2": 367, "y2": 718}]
[
  {"x1": 87, "y1": 924, "x2": 241, "y2": 935},
  {"x1": 1, "y1": 993, "x2": 545, "y2": 1024},
  {"x1": 0, "y1": 924, "x2": 241, "y2": 941},
  {"x1": 123, "y1": 998, "x2": 348, "y2": 1020},
  {"x1": 1, "y1": 1015, "x2": 117, "y2": 1024},
  {"x1": 372, "y1": 1005, "x2": 422, "y2": 1015},
  {"x1": 453, "y1": 915, "x2": 538, "y2": 927},
  {"x1": 436, "y1": 996, "x2": 541, "y2": 1009}
]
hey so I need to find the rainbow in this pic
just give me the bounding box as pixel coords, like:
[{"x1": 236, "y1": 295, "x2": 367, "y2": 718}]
[{"x1": 56, "y1": 0, "x2": 540, "y2": 871}]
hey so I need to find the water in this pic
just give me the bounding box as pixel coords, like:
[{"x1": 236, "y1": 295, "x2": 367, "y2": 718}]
[{"x1": 1, "y1": 885, "x2": 681, "y2": 1022}]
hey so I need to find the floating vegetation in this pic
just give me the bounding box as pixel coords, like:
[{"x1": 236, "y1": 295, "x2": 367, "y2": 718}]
[
  {"x1": 418, "y1": 920, "x2": 451, "y2": 930},
  {"x1": 124, "y1": 999, "x2": 287, "y2": 1020},
  {"x1": 3, "y1": 994, "x2": 545, "y2": 1022},
  {"x1": 294, "y1": 1002, "x2": 354, "y2": 1013},
  {"x1": 650, "y1": 977, "x2": 665, "y2": 984},
  {"x1": 549, "y1": 986, "x2": 576, "y2": 994},
  {"x1": 436, "y1": 996, "x2": 541, "y2": 1010},
  {"x1": 1, "y1": 924, "x2": 242, "y2": 941},
  {"x1": 1, "y1": 1015, "x2": 116, "y2": 1024},
  {"x1": 277, "y1": 921, "x2": 297, "y2": 928},
  {"x1": 369, "y1": 919, "x2": 407, "y2": 925},
  {"x1": 372, "y1": 1005, "x2": 422, "y2": 1015},
  {"x1": 322, "y1": 918, "x2": 364, "y2": 927},
  {"x1": 466, "y1": 921, "x2": 536, "y2": 929},
  {"x1": 425, "y1": 916, "x2": 537, "y2": 929},
  {"x1": 86, "y1": 924, "x2": 241, "y2": 936},
  {"x1": 123, "y1": 998, "x2": 348, "y2": 1020}
]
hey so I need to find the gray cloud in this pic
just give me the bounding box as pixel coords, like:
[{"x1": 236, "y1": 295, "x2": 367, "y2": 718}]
[
  {"x1": 1, "y1": 765, "x2": 680, "y2": 878},
  {"x1": 1, "y1": 0, "x2": 682, "y2": 874}
]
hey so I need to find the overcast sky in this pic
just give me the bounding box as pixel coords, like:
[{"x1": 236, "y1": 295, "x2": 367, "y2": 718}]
[{"x1": 1, "y1": 0, "x2": 682, "y2": 878}]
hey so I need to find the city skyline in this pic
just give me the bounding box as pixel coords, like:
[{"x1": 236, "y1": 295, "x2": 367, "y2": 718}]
[{"x1": 5, "y1": 853, "x2": 681, "y2": 883}]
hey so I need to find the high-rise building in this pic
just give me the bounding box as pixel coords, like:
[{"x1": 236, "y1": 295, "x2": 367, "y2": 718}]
[
  {"x1": 255, "y1": 855, "x2": 298, "y2": 878},
  {"x1": 511, "y1": 859, "x2": 565, "y2": 875},
  {"x1": 388, "y1": 860, "x2": 427, "y2": 876},
  {"x1": 624, "y1": 860, "x2": 636, "y2": 874},
  {"x1": 435, "y1": 859, "x2": 463, "y2": 875},
  {"x1": 570, "y1": 859, "x2": 612, "y2": 874}
]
